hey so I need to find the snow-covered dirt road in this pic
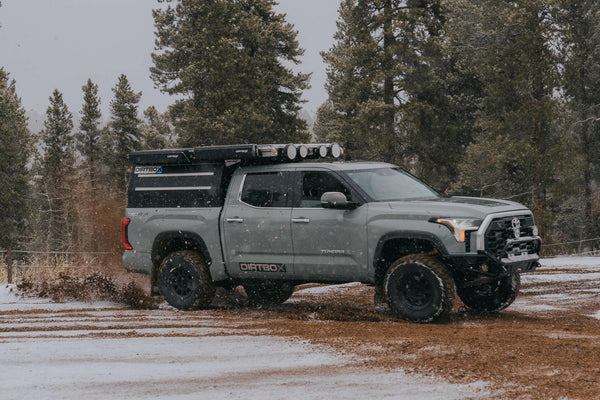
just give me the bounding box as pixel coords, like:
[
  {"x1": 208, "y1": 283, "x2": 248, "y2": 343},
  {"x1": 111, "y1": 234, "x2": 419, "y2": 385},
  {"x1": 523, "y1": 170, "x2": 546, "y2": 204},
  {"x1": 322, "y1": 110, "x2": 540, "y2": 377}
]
[
  {"x1": 0, "y1": 293, "x2": 488, "y2": 400},
  {"x1": 1, "y1": 257, "x2": 599, "y2": 399}
]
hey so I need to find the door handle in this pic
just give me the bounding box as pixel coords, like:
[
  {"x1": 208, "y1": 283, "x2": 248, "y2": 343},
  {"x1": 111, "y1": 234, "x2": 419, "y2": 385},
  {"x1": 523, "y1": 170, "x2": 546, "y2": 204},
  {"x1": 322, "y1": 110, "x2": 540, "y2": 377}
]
[
  {"x1": 292, "y1": 218, "x2": 310, "y2": 223},
  {"x1": 226, "y1": 217, "x2": 244, "y2": 223}
]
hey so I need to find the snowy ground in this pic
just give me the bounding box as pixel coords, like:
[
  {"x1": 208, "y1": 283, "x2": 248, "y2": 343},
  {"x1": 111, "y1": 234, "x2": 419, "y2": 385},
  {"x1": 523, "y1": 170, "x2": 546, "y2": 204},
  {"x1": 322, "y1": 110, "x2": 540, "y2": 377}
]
[
  {"x1": 0, "y1": 288, "x2": 488, "y2": 400},
  {"x1": 1, "y1": 257, "x2": 599, "y2": 399},
  {"x1": 515, "y1": 257, "x2": 600, "y2": 318}
]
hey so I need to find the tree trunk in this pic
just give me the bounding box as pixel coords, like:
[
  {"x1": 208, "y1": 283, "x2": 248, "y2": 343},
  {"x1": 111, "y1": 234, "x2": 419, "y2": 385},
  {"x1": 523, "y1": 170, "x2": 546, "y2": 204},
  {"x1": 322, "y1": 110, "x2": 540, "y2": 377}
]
[
  {"x1": 7, "y1": 247, "x2": 13, "y2": 284},
  {"x1": 382, "y1": 0, "x2": 396, "y2": 163}
]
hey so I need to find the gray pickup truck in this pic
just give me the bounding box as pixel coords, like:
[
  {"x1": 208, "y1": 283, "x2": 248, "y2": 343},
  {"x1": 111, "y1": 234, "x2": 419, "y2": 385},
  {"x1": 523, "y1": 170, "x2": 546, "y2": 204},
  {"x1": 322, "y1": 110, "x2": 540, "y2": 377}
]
[{"x1": 122, "y1": 143, "x2": 541, "y2": 322}]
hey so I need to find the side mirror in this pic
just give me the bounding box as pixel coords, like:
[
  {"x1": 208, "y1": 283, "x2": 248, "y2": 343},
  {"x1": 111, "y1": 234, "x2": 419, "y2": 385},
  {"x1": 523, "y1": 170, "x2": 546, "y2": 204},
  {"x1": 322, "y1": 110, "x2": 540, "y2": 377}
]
[{"x1": 320, "y1": 192, "x2": 358, "y2": 210}]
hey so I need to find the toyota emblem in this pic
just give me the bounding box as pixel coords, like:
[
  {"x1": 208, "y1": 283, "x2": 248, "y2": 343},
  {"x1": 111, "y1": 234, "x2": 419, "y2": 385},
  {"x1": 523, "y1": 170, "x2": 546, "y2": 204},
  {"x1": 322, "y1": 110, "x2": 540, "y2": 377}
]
[{"x1": 511, "y1": 217, "x2": 521, "y2": 239}]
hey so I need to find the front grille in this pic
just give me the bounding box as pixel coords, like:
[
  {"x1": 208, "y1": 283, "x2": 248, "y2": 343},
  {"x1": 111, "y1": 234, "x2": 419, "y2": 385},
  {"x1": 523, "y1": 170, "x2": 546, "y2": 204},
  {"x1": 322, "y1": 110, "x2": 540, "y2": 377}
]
[
  {"x1": 464, "y1": 231, "x2": 472, "y2": 253},
  {"x1": 484, "y1": 215, "x2": 538, "y2": 261}
]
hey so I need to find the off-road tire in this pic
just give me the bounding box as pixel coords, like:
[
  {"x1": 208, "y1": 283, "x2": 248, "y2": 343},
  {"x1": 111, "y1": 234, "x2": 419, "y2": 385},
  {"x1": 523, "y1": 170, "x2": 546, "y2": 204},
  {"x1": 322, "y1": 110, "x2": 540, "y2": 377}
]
[
  {"x1": 158, "y1": 250, "x2": 215, "y2": 310},
  {"x1": 384, "y1": 254, "x2": 456, "y2": 323},
  {"x1": 243, "y1": 280, "x2": 295, "y2": 306},
  {"x1": 457, "y1": 273, "x2": 520, "y2": 313}
]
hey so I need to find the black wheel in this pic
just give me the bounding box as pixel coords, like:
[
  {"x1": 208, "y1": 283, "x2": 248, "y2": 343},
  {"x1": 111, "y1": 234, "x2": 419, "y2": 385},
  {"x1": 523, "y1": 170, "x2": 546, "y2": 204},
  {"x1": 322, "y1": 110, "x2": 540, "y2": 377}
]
[
  {"x1": 242, "y1": 280, "x2": 295, "y2": 306},
  {"x1": 457, "y1": 273, "x2": 520, "y2": 313},
  {"x1": 158, "y1": 250, "x2": 215, "y2": 310},
  {"x1": 384, "y1": 255, "x2": 455, "y2": 323}
]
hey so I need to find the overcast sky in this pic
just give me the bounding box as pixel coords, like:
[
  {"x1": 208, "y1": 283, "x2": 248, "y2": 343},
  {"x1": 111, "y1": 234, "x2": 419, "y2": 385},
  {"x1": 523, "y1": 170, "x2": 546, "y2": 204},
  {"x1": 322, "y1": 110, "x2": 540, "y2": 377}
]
[{"x1": 0, "y1": 0, "x2": 341, "y2": 120}]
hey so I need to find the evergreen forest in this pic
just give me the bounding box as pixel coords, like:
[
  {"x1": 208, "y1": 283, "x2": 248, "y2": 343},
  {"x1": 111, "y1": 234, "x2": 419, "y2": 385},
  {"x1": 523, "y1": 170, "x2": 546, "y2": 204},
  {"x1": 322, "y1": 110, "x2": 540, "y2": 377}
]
[{"x1": 2, "y1": 0, "x2": 600, "y2": 258}]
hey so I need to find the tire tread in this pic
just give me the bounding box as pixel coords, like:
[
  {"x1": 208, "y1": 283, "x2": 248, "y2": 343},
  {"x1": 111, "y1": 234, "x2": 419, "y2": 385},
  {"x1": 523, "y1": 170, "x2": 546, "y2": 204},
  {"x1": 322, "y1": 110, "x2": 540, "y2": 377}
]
[
  {"x1": 159, "y1": 250, "x2": 215, "y2": 310},
  {"x1": 384, "y1": 254, "x2": 455, "y2": 323}
]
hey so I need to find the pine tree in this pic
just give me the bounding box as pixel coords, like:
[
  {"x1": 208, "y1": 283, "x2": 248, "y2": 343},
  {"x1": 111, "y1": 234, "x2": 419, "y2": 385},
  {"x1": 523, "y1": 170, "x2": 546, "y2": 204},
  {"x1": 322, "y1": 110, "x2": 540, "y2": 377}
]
[
  {"x1": 76, "y1": 79, "x2": 102, "y2": 190},
  {"x1": 40, "y1": 90, "x2": 75, "y2": 184},
  {"x1": 319, "y1": 0, "x2": 381, "y2": 160},
  {"x1": 451, "y1": 135, "x2": 536, "y2": 199},
  {"x1": 319, "y1": 0, "x2": 456, "y2": 187},
  {"x1": 313, "y1": 101, "x2": 341, "y2": 143},
  {"x1": 37, "y1": 89, "x2": 76, "y2": 251},
  {"x1": 561, "y1": 0, "x2": 600, "y2": 240},
  {"x1": 399, "y1": 2, "x2": 476, "y2": 191},
  {"x1": 151, "y1": 0, "x2": 310, "y2": 146},
  {"x1": 0, "y1": 68, "x2": 31, "y2": 249},
  {"x1": 451, "y1": 0, "x2": 561, "y2": 239},
  {"x1": 102, "y1": 74, "x2": 141, "y2": 190},
  {"x1": 140, "y1": 106, "x2": 172, "y2": 150}
]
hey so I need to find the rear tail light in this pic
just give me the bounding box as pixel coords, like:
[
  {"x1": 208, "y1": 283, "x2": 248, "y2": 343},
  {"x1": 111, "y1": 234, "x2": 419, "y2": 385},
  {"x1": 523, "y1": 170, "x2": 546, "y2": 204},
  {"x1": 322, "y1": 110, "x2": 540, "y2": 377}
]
[{"x1": 122, "y1": 218, "x2": 133, "y2": 250}]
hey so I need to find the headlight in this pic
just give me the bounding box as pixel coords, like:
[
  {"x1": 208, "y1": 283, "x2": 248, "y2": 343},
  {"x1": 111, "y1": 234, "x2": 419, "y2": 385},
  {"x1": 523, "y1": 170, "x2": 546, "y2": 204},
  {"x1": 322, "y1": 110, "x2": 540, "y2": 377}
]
[{"x1": 432, "y1": 218, "x2": 481, "y2": 242}]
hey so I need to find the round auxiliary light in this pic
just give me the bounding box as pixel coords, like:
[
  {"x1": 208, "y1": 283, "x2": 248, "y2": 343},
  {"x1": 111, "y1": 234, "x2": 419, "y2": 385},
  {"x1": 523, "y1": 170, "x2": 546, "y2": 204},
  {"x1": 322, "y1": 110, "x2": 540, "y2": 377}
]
[
  {"x1": 298, "y1": 145, "x2": 308, "y2": 159},
  {"x1": 318, "y1": 145, "x2": 328, "y2": 158},
  {"x1": 331, "y1": 143, "x2": 342, "y2": 158},
  {"x1": 285, "y1": 144, "x2": 297, "y2": 160}
]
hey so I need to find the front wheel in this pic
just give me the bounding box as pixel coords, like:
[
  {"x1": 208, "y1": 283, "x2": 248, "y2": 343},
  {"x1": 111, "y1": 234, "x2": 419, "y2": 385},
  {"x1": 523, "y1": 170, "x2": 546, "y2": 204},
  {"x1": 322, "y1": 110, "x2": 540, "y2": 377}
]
[
  {"x1": 384, "y1": 255, "x2": 455, "y2": 323},
  {"x1": 158, "y1": 250, "x2": 215, "y2": 310},
  {"x1": 243, "y1": 280, "x2": 295, "y2": 306},
  {"x1": 457, "y1": 273, "x2": 520, "y2": 313}
]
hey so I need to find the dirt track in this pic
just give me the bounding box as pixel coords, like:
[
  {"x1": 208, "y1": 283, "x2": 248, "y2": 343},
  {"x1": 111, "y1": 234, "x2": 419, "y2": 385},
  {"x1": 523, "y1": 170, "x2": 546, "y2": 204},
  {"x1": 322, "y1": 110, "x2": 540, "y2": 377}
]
[
  {"x1": 2, "y1": 259, "x2": 600, "y2": 399},
  {"x1": 212, "y1": 261, "x2": 600, "y2": 400}
]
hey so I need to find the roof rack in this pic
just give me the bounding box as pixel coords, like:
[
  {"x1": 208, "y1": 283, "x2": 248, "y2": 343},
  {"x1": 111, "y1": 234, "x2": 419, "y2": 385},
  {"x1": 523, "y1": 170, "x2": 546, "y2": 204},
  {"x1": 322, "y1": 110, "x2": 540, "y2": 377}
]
[{"x1": 129, "y1": 143, "x2": 344, "y2": 166}]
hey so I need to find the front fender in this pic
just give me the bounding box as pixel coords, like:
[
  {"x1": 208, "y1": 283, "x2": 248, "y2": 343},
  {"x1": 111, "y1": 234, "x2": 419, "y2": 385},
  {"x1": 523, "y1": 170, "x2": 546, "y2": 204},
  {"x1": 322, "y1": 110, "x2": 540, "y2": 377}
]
[{"x1": 373, "y1": 231, "x2": 450, "y2": 263}]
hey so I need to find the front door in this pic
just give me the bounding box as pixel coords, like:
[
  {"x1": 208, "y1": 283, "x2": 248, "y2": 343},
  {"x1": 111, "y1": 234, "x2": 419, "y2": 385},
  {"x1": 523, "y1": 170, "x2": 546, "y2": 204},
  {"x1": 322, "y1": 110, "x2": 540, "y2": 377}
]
[{"x1": 291, "y1": 170, "x2": 368, "y2": 281}]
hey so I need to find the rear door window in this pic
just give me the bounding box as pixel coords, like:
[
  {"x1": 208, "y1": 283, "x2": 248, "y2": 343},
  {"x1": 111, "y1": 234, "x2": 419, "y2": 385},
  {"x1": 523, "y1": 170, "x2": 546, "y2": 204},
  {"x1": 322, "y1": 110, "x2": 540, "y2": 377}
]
[{"x1": 240, "y1": 172, "x2": 293, "y2": 208}]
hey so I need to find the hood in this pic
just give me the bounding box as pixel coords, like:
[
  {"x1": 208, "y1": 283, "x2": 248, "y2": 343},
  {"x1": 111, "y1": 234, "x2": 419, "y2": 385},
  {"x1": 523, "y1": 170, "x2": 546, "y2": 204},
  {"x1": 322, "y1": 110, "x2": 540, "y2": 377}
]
[{"x1": 385, "y1": 196, "x2": 529, "y2": 220}]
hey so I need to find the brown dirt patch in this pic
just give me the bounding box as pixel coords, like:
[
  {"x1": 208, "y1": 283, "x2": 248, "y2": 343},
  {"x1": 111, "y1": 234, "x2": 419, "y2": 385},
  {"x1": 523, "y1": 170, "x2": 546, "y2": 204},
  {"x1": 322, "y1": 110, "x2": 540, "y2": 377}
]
[{"x1": 203, "y1": 275, "x2": 600, "y2": 400}]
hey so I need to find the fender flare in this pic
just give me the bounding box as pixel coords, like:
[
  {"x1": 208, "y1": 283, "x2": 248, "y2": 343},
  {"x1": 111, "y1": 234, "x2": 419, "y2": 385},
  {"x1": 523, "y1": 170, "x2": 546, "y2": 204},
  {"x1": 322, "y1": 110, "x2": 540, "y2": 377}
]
[
  {"x1": 373, "y1": 231, "x2": 450, "y2": 268},
  {"x1": 152, "y1": 231, "x2": 212, "y2": 266}
]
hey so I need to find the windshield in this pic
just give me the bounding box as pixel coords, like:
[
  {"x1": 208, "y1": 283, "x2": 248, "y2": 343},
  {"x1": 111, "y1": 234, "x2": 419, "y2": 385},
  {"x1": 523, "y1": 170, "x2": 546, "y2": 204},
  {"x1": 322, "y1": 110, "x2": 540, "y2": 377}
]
[{"x1": 346, "y1": 168, "x2": 440, "y2": 201}]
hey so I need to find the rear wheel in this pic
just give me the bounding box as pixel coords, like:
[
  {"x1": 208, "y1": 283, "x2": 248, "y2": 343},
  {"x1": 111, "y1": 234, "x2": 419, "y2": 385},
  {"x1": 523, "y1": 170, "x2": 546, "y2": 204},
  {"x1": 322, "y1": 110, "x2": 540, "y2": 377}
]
[
  {"x1": 457, "y1": 273, "x2": 520, "y2": 313},
  {"x1": 384, "y1": 255, "x2": 455, "y2": 323},
  {"x1": 158, "y1": 250, "x2": 215, "y2": 310},
  {"x1": 243, "y1": 280, "x2": 295, "y2": 306}
]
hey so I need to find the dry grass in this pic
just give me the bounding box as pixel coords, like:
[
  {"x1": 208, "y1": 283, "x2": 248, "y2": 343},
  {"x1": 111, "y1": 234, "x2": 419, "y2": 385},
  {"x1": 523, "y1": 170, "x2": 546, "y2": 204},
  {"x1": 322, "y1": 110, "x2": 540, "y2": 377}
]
[{"x1": 1, "y1": 253, "x2": 97, "y2": 284}]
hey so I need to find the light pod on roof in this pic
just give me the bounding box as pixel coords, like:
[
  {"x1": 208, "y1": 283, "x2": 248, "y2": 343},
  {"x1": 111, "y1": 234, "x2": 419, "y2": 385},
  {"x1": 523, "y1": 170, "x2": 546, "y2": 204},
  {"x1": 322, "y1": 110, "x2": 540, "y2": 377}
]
[
  {"x1": 257, "y1": 143, "x2": 343, "y2": 162},
  {"x1": 284, "y1": 144, "x2": 297, "y2": 160},
  {"x1": 318, "y1": 145, "x2": 328, "y2": 158},
  {"x1": 298, "y1": 145, "x2": 309, "y2": 159},
  {"x1": 331, "y1": 143, "x2": 342, "y2": 158}
]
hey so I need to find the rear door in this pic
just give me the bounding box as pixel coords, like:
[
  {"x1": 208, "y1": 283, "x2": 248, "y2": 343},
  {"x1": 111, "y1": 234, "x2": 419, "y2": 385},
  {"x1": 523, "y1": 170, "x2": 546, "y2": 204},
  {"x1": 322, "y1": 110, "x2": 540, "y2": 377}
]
[{"x1": 221, "y1": 170, "x2": 294, "y2": 279}]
